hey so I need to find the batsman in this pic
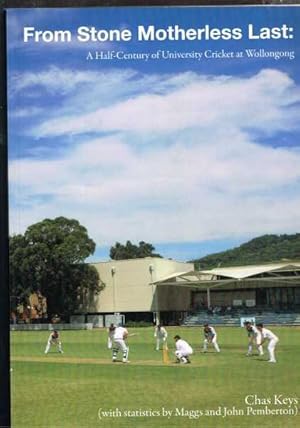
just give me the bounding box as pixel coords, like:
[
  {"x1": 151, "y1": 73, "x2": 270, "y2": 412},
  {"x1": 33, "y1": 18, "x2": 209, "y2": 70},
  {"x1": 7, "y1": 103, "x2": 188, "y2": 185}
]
[{"x1": 110, "y1": 324, "x2": 130, "y2": 363}]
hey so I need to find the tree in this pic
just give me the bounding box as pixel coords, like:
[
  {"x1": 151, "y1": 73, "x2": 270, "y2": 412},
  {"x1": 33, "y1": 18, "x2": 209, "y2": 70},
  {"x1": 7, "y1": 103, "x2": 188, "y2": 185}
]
[
  {"x1": 9, "y1": 217, "x2": 103, "y2": 319},
  {"x1": 110, "y1": 240, "x2": 162, "y2": 260},
  {"x1": 9, "y1": 234, "x2": 33, "y2": 307}
]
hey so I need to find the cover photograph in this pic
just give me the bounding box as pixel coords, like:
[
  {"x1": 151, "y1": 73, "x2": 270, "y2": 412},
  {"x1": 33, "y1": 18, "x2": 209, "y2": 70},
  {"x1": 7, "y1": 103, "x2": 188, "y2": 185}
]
[{"x1": 6, "y1": 5, "x2": 300, "y2": 428}]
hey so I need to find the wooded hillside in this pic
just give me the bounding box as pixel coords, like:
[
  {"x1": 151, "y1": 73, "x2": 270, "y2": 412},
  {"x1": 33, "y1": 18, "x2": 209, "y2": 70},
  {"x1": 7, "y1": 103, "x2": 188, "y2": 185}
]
[{"x1": 193, "y1": 234, "x2": 300, "y2": 270}]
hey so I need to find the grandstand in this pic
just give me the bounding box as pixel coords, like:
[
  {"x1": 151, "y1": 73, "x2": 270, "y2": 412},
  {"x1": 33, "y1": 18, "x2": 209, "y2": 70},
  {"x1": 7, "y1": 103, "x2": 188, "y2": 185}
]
[{"x1": 182, "y1": 310, "x2": 300, "y2": 326}]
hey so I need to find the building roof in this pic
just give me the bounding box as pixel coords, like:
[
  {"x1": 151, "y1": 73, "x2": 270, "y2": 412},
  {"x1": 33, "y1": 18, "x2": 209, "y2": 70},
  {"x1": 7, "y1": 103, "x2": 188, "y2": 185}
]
[
  {"x1": 154, "y1": 261, "x2": 300, "y2": 289},
  {"x1": 199, "y1": 262, "x2": 300, "y2": 280}
]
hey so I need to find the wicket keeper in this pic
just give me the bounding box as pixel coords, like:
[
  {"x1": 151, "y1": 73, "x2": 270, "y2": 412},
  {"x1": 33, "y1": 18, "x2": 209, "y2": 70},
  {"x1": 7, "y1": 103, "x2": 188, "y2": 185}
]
[{"x1": 174, "y1": 335, "x2": 193, "y2": 364}]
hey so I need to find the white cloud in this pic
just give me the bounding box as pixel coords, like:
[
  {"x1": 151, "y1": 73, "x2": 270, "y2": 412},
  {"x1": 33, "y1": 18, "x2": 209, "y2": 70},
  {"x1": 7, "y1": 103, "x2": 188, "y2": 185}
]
[
  {"x1": 11, "y1": 107, "x2": 44, "y2": 118},
  {"x1": 10, "y1": 66, "x2": 130, "y2": 95},
  {"x1": 30, "y1": 68, "x2": 300, "y2": 138},
  {"x1": 8, "y1": 68, "x2": 300, "y2": 250},
  {"x1": 10, "y1": 68, "x2": 194, "y2": 123},
  {"x1": 9, "y1": 131, "x2": 300, "y2": 245}
]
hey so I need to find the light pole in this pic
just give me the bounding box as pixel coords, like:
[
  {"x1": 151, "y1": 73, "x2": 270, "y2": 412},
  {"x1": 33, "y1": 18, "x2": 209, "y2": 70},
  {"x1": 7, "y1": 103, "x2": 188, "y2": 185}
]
[
  {"x1": 149, "y1": 264, "x2": 159, "y2": 325},
  {"x1": 111, "y1": 267, "x2": 116, "y2": 317},
  {"x1": 207, "y1": 287, "x2": 211, "y2": 309}
]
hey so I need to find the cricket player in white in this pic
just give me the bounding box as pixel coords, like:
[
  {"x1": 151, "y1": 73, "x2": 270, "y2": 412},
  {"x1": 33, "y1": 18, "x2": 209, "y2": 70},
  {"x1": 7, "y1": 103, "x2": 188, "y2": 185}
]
[
  {"x1": 111, "y1": 325, "x2": 129, "y2": 363},
  {"x1": 174, "y1": 335, "x2": 193, "y2": 364},
  {"x1": 154, "y1": 325, "x2": 168, "y2": 351},
  {"x1": 44, "y1": 330, "x2": 63, "y2": 354},
  {"x1": 243, "y1": 321, "x2": 264, "y2": 356},
  {"x1": 203, "y1": 324, "x2": 220, "y2": 353},
  {"x1": 257, "y1": 323, "x2": 279, "y2": 363}
]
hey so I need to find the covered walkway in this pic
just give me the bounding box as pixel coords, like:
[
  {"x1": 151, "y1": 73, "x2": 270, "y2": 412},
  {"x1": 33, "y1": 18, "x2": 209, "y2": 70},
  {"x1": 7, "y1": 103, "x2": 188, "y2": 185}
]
[{"x1": 154, "y1": 261, "x2": 300, "y2": 308}]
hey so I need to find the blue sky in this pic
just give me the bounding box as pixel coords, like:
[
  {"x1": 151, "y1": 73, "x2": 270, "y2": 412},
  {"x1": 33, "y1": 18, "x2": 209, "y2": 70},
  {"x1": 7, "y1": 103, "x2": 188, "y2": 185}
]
[{"x1": 6, "y1": 6, "x2": 300, "y2": 262}]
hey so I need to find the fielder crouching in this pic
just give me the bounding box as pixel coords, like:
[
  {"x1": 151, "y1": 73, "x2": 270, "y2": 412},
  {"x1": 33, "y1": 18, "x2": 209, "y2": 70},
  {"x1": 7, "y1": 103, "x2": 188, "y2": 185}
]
[
  {"x1": 44, "y1": 330, "x2": 63, "y2": 354},
  {"x1": 174, "y1": 335, "x2": 193, "y2": 364},
  {"x1": 243, "y1": 321, "x2": 264, "y2": 356},
  {"x1": 203, "y1": 323, "x2": 220, "y2": 353}
]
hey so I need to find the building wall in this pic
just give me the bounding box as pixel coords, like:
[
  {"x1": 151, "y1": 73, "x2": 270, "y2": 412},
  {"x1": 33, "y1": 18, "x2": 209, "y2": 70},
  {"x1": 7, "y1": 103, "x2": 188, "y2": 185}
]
[
  {"x1": 85, "y1": 258, "x2": 194, "y2": 313},
  {"x1": 157, "y1": 285, "x2": 192, "y2": 311}
]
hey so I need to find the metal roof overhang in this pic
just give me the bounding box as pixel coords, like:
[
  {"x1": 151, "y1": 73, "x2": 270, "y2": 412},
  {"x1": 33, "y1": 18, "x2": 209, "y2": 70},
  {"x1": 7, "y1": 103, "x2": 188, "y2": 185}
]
[
  {"x1": 153, "y1": 262, "x2": 300, "y2": 290},
  {"x1": 154, "y1": 277, "x2": 300, "y2": 290}
]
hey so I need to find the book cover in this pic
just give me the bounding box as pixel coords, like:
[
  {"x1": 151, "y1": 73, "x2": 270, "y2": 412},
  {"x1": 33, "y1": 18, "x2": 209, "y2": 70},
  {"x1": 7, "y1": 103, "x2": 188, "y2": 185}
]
[{"x1": 5, "y1": 4, "x2": 300, "y2": 428}]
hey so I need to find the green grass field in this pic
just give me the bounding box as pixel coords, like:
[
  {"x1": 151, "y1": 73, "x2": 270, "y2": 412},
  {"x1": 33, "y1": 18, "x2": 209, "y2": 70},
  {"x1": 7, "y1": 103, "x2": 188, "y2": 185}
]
[{"x1": 10, "y1": 326, "x2": 300, "y2": 428}]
